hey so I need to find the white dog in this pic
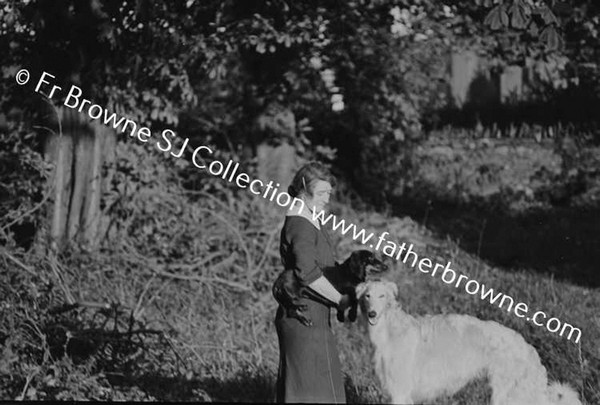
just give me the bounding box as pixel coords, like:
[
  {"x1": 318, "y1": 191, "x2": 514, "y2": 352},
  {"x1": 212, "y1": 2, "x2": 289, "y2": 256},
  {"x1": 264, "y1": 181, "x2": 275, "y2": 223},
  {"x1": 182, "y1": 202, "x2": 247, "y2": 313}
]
[{"x1": 356, "y1": 280, "x2": 582, "y2": 405}]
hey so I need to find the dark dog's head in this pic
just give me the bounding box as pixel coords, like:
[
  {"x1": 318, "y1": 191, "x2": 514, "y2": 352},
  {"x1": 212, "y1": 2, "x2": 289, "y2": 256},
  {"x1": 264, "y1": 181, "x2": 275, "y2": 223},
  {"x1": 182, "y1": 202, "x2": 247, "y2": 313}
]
[{"x1": 346, "y1": 250, "x2": 388, "y2": 282}]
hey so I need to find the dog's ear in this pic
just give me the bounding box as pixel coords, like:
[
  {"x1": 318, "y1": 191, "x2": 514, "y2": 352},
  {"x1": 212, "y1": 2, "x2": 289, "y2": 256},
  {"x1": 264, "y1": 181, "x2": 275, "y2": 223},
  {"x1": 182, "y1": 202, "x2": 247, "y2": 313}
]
[
  {"x1": 356, "y1": 282, "x2": 368, "y2": 298},
  {"x1": 351, "y1": 251, "x2": 363, "y2": 266},
  {"x1": 384, "y1": 281, "x2": 398, "y2": 299}
]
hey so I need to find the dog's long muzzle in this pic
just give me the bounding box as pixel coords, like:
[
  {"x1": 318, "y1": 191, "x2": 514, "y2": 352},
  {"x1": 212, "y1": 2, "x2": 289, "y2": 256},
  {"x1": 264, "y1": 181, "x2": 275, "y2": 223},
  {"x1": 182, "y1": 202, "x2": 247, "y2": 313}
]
[
  {"x1": 367, "y1": 260, "x2": 388, "y2": 274},
  {"x1": 367, "y1": 310, "x2": 378, "y2": 325}
]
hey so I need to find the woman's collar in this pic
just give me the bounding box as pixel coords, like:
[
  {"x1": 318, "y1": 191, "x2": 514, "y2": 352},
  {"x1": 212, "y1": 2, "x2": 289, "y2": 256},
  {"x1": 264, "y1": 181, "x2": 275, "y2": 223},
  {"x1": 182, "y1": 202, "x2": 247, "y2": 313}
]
[{"x1": 286, "y1": 204, "x2": 321, "y2": 230}]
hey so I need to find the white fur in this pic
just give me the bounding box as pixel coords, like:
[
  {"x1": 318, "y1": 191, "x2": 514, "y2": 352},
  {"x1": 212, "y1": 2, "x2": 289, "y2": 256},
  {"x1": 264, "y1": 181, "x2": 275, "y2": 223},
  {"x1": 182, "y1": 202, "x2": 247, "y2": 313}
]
[{"x1": 357, "y1": 280, "x2": 582, "y2": 405}]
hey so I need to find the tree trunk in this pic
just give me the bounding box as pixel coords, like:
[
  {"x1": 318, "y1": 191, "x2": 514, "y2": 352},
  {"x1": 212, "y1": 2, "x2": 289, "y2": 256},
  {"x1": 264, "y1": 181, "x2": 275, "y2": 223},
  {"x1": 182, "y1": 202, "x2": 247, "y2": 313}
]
[
  {"x1": 39, "y1": 105, "x2": 116, "y2": 252},
  {"x1": 81, "y1": 120, "x2": 112, "y2": 248},
  {"x1": 44, "y1": 107, "x2": 74, "y2": 251},
  {"x1": 98, "y1": 122, "x2": 117, "y2": 243},
  {"x1": 66, "y1": 111, "x2": 93, "y2": 241}
]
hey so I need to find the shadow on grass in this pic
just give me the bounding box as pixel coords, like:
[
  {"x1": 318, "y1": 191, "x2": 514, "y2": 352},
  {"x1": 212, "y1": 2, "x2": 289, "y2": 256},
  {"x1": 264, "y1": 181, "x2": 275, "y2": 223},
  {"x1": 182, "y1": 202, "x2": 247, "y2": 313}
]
[
  {"x1": 107, "y1": 369, "x2": 384, "y2": 403},
  {"x1": 107, "y1": 369, "x2": 273, "y2": 402}
]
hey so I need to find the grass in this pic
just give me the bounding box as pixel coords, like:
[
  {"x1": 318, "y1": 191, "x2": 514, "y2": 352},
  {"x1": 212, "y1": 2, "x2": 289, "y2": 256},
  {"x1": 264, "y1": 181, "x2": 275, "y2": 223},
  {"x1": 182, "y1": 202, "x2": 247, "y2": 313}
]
[{"x1": 1, "y1": 180, "x2": 598, "y2": 403}]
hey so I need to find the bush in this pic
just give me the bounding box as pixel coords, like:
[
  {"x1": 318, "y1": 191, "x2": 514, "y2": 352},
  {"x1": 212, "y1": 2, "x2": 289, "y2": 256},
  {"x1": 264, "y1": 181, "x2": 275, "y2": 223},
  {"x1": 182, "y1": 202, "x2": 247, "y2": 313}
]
[{"x1": 0, "y1": 122, "x2": 50, "y2": 249}]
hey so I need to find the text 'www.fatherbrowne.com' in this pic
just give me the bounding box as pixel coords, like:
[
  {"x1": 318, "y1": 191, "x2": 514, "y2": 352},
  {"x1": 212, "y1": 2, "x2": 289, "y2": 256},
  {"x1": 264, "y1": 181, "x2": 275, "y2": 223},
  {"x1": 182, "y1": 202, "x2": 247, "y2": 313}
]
[{"x1": 306, "y1": 206, "x2": 582, "y2": 344}]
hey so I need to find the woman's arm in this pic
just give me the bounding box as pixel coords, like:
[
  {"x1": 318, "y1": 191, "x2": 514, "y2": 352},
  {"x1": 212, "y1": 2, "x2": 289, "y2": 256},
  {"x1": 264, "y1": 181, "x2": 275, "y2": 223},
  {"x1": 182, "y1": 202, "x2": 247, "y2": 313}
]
[
  {"x1": 285, "y1": 218, "x2": 345, "y2": 305},
  {"x1": 308, "y1": 276, "x2": 342, "y2": 305},
  {"x1": 286, "y1": 219, "x2": 324, "y2": 285}
]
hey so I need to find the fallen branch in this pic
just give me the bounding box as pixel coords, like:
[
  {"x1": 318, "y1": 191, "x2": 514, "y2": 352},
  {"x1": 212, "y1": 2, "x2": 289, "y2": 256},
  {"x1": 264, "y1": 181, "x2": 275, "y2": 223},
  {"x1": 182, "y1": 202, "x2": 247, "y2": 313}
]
[
  {"x1": 150, "y1": 268, "x2": 251, "y2": 291},
  {"x1": 120, "y1": 243, "x2": 248, "y2": 291},
  {"x1": 252, "y1": 225, "x2": 280, "y2": 276},
  {"x1": 167, "y1": 251, "x2": 231, "y2": 272},
  {"x1": 48, "y1": 300, "x2": 123, "y2": 315},
  {"x1": 47, "y1": 255, "x2": 76, "y2": 305},
  {"x1": 197, "y1": 208, "x2": 254, "y2": 275},
  {"x1": 0, "y1": 248, "x2": 38, "y2": 278},
  {"x1": 72, "y1": 327, "x2": 164, "y2": 338}
]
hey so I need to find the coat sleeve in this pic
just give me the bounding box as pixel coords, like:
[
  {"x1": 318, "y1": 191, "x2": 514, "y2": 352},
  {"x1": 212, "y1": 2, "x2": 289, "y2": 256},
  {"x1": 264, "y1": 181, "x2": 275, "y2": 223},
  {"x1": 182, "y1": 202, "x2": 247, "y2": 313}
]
[{"x1": 285, "y1": 219, "x2": 323, "y2": 285}]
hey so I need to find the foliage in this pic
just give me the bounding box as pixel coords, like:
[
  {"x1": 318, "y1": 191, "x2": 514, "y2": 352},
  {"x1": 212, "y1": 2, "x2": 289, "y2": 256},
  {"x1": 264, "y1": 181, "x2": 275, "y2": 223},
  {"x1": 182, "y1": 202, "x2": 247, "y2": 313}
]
[
  {"x1": 1, "y1": 0, "x2": 203, "y2": 126},
  {"x1": 0, "y1": 254, "x2": 177, "y2": 400},
  {"x1": 0, "y1": 115, "x2": 49, "y2": 248},
  {"x1": 3, "y1": 0, "x2": 600, "y2": 213}
]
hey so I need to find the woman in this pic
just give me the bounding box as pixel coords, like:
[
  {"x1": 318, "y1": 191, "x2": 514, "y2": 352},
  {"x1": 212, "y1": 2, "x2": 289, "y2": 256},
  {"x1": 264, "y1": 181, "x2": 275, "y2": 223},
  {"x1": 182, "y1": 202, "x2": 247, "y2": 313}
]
[{"x1": 275, "y1": 161, "x2": 350, "y2": 404}]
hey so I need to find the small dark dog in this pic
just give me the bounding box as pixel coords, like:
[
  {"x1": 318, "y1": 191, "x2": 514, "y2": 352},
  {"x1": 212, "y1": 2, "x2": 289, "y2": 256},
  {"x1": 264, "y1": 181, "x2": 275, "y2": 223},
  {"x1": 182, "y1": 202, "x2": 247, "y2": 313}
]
[{"x1": 272, "y1": 250, "x2": 388, "y2": 326}]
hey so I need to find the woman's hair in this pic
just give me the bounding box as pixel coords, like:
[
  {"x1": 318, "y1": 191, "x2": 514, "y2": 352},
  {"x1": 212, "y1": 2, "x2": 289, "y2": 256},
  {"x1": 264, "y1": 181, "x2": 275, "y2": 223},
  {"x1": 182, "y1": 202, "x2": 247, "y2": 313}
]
[{"x1": 288, "y1": 161, "x2": 336, "y2": 198}]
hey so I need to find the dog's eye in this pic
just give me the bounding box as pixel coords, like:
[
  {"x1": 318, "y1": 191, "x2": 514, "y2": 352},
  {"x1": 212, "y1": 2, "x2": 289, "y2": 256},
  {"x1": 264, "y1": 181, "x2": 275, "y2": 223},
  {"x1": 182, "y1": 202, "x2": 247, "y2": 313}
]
[{"x1": 379, "y1": 294, "x2": 385, "y2": 298}]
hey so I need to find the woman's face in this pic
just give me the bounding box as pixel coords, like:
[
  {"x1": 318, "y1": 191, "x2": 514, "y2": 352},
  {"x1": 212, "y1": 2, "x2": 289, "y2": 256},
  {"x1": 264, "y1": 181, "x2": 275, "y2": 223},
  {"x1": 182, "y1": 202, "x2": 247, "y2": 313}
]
[{"x1": 302, "y1": 180, "x2": 333, "y2": 213}]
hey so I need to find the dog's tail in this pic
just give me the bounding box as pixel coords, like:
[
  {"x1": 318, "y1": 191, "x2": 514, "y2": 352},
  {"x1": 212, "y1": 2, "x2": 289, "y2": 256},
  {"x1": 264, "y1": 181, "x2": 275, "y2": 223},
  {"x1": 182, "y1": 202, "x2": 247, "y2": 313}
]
[
  {"x1": 546, "y1": 382, "x2": 582, "y2": 405},
  {"x1": 483, "y1": 322, "x2": 583, "y2": 405}
]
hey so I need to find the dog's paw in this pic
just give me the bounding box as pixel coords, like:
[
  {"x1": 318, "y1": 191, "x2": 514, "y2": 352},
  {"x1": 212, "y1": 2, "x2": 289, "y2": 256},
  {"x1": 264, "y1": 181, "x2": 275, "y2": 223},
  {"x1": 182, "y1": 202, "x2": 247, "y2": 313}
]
[
  {"x1": 298, "y1": 315, "x2": 313, "y2": 327},
  {"x1": 291, "y1": 309, "x2": 313, "y2": 327}
]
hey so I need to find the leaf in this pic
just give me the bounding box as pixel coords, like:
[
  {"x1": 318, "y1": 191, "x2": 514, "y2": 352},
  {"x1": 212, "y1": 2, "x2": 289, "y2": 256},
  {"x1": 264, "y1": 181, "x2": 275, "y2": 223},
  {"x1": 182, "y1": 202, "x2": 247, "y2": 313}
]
[
  {"x1": 545, "y1": 26, "x2": 562, "y2": 50},
  {"x1": 510, "y1": 4, "x2": 528, "y2": 29},
  {"x1": 540, "y1": 6, "x2": 559, "y2": 25},
  {"x1": 539, "y1": 26, "x2": 549, "y2": 42},
  {"x1": 484, "y1": 6, "x2": 503, "y2": 31},
  {"x1": 500, "y1": 7, "x2": 509, "y2": 27},
  {"x1": 528, "y1": 21, "x2": 539, "y2": 37}
]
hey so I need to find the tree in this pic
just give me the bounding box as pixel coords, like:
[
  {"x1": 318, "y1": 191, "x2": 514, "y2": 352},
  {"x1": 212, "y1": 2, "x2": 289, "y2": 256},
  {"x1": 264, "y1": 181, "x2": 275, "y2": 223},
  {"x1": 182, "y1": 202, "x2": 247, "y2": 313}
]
[
  {"x1": 2, "y1": 0, "x2": 599, "y2": 249},
  {"x1": 1, "y1": 0, "x2": 206, "y2": 250}
]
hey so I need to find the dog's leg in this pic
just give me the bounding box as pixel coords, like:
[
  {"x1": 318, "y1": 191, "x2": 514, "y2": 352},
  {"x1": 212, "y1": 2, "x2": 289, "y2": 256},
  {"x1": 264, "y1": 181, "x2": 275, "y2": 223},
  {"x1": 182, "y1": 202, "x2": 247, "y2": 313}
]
[
  {"x1": 337, "y1": 294, "x2": 358, "y2": 323},
  {"x1": 286, "y1": 307, "x2": 313, "y2": 327},
  {"x1": 348, "y1": 293, "x2": 358, "y2": 322},
  {"x1": 294, "y1": 309, "x2": 313, "y2": 327},
  {"x1": 336, "y1": 307, "x2": 345, "y2": 323},
  {"x1": 389, "y1": 390, "x2": 413, "y2": 405},
  {"x1": 336, "y1": 293, "x2": 356, "y2": 323},
  {"x1": 385, "y1": 366, "x2": 415, "y2": 405},
  {"x1": 287, "y1": 297, "x2": 313, "y2": 327}
]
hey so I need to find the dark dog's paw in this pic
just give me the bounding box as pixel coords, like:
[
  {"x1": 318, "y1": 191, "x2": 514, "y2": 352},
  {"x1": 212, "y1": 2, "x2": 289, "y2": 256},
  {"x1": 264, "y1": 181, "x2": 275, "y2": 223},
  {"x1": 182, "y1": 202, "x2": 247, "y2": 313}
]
[
  {"x1": 336, "y1": 306, "x2": 357, "y2": 322},
  {"x1": 297, "y1": 312, "x2": 313, "y2": 327},
  {"x1": 287, "y1": 307, "x2": 313, "y2": 326},
  {"x1": 348, "y1": 305, "x2": 358, "y2": 322}
]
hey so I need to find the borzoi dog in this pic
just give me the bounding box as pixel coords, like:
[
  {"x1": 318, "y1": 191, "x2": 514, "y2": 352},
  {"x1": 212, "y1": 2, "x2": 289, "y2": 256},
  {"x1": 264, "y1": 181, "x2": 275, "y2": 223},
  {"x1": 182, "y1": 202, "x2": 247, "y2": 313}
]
[{"x1": 357, "y1": 280, "x2": 582, "y2": 405}]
